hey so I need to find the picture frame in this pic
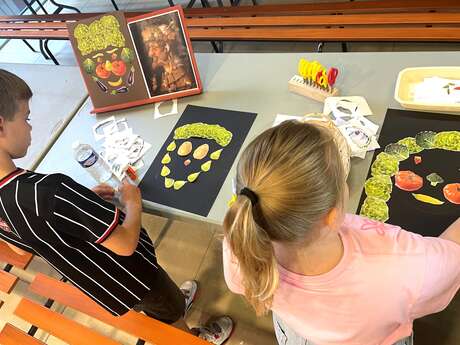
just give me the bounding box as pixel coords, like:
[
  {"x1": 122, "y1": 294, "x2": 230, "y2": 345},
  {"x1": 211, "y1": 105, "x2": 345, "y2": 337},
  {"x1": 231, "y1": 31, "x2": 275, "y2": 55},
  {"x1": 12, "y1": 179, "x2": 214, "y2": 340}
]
[{"x1": 67, "y1": 6, "x2": 202, "y2": 114}]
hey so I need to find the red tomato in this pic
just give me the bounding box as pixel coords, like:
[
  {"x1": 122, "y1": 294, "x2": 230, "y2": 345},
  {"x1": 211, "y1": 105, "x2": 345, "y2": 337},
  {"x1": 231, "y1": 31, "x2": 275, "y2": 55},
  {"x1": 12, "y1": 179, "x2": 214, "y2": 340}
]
[
  {"x1": 95, "y1": 64, "x2": 110, "y2": 79},
  {"x1": 443, "y1": 183, "x2": 460, "y2": 205},
  {"x1": 111, "y1": 60, "x2": 127, "y2": 77},
  {"x1": 395, "y1": 170, "x2": 423, "y2": 192},
  {"x1": 414, "y1": 156, "x2": 422, "y2": 165}
]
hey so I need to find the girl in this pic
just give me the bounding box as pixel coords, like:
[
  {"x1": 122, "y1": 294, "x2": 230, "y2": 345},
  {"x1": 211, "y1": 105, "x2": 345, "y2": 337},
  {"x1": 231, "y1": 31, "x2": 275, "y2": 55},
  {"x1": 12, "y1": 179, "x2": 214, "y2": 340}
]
[{"x1": 223, "y1": 120, "x2": 460, "y2": 345}]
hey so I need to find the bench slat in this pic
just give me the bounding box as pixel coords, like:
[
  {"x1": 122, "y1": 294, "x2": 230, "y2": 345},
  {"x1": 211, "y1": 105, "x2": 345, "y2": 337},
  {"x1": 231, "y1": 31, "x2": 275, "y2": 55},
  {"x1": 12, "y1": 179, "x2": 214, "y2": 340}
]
[
  {"x1": 0, "y1": 22, "x2": 67, "y2": 30},
  {"x1": 0, "y1": 241, "x2": 33, "y2": 269},
  {"x1": 185, "y1": 12, "x2": 460, "y2": 27},
  {"x1": 0, "y1": 12, "x2": 143, "y2": 23},
  {"x1": 3, "y1": 26, "x2": 460, "y2": 42},
  {"x1": 3, "y1": 12, "x2": 460, "y2": 30},
  {"x1": 0, "y1": 270, "x2": 18, "y2": 293},
  {"x1": 0, "y1": 324, "x2": 45, "y2": 345},
  {"x1": 29, "y1": 273, "x2": 209, "y2": 345},
  {"x1": 188, "y1": 26, "x2": 460, "y2": 41},
  {"x1": 0, "y1": 30, "x2": 68, "y2": 39},
  {"x1": 14, "y1": 298, "x2": 121, "y2": 345},
  {"x1": 184, "y1": 0, "x2": 460, "y2": 17},
  {"x1": 0, "y1": 13, "x2": 460, "y2": 30}
]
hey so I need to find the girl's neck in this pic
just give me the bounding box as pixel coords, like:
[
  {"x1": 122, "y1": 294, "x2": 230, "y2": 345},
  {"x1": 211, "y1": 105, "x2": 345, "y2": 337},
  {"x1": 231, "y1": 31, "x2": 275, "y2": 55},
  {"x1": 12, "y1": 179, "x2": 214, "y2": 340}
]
[{"x1": 273, "y1": 228, "x2": 344, "y2": 276}]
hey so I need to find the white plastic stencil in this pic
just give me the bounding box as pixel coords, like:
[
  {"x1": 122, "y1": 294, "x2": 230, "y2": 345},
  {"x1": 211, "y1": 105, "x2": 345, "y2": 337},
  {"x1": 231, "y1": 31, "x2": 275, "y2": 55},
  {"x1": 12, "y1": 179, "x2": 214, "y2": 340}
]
[{"x1": 154, "y1": 99, "x2": 178, "y2": 119}]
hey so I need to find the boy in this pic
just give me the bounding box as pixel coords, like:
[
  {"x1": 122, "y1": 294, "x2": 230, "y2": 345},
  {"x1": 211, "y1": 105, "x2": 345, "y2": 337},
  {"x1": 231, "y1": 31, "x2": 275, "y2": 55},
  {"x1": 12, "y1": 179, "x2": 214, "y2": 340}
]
[{"x1": 0, "y1": 69, "x2": 232, "y2": 344}]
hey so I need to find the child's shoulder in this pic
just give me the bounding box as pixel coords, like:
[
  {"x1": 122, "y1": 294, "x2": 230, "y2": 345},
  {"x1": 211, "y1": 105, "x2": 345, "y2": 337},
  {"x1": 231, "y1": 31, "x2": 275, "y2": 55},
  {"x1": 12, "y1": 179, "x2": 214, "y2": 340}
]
[
  {"x1": 341, "y1": 213, "x2": 426, "y2": 256},
  {"x1": 16, "y1": 171, "x2": 70, "y2": 189}
]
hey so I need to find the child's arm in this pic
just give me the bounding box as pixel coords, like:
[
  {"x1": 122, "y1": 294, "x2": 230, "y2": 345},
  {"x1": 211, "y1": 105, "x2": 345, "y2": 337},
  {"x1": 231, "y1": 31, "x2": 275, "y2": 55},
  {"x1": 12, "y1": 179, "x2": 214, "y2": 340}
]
[
  {"x1": 439, "y1": 218, "x2": 460, "y2": 245},
  {"x1": 99, "y1": 180, "x2": 142, "y2": 256}
]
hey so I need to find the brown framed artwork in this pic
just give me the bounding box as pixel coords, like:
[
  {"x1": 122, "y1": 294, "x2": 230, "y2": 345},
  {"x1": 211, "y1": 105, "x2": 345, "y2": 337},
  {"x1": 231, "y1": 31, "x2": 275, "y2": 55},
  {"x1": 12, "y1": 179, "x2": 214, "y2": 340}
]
[{"x1": 67, "y1": 6, "x2": 202, "y2": 114}]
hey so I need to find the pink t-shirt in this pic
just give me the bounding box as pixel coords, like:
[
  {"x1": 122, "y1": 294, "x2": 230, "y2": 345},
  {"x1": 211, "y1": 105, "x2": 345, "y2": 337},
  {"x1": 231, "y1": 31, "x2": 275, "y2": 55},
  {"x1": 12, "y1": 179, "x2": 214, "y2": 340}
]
[{"x1": 223, "y1": 214, "x2": 460, "y2": 345}]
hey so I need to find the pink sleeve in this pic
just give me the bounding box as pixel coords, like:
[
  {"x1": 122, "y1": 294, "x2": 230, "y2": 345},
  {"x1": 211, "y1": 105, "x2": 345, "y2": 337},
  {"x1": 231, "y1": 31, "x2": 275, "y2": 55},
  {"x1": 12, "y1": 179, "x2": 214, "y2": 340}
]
[
  {"x1": 410, "y1": 237, "x2": 460, "y2": 319},
  {"x1": 222, "y1": 238, "x2": 245, "y2": 294}
]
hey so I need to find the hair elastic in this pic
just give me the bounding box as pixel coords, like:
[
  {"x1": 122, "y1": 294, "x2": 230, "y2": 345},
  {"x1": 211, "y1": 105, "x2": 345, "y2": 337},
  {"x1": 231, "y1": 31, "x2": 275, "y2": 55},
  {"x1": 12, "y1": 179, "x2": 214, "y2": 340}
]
[{"x1": 239, "y1": 187, "x2": 258, "y2": 206}]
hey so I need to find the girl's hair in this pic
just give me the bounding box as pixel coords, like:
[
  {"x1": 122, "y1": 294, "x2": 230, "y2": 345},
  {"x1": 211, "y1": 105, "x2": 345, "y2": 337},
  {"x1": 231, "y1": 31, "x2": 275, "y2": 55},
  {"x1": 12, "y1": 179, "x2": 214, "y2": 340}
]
[
  {"x1": 223, "y1": 120, "x2": 346, "y2": 315},
  {"x1": 0, "y1": 69, "x2": 33, "y2": 121}
]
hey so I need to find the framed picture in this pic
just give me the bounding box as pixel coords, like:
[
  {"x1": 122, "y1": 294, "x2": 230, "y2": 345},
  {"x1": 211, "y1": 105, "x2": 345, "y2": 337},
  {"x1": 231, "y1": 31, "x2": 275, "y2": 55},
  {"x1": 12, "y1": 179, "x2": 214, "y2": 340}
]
[{"x1": 67, "y1": 6, "x2": 202, "y2": 114}]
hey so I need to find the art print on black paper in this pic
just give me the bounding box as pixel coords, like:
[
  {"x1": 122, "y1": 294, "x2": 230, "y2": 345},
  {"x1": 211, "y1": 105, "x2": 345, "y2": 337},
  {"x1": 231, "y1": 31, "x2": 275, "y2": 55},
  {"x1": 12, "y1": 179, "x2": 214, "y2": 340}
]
[
  {"x1": 357, "y1": 108, "x2": 460, "y2": 237},
  {"x1": 139, "y1": 105, "x2": 257, "y2": 217}
]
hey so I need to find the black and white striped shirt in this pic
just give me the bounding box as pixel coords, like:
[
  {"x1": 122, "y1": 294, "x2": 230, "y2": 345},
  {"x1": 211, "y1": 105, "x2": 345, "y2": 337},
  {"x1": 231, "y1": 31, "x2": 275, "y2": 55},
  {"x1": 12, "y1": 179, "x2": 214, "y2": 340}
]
[{"x1": 0, "y1": 168, "x2": 159, "y2": 316}]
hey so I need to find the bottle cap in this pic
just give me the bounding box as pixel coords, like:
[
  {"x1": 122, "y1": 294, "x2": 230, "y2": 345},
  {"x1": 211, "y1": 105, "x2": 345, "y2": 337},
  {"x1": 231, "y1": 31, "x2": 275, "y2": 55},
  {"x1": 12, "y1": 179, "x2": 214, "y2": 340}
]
[{"x1": 71, "y1": 140, "x2": 81, "y2": 150}]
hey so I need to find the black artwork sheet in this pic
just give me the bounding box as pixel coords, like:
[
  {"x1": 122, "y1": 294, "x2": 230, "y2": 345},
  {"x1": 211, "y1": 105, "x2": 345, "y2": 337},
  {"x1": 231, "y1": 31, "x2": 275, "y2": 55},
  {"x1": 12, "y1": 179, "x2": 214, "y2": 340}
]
[
  {"x1": 139, "y1": 105, "x2": 257, "y2": 217},
  {"x1": 357, "y1": 108, "x2": 460, "y2": 237}
]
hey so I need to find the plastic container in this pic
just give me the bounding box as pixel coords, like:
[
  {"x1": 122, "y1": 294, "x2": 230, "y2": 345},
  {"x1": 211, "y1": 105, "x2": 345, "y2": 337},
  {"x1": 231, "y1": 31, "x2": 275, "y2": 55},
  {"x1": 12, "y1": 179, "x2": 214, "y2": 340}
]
[
  {"x1": 72, "y1": 141, "x2": 112, "y2": 183},
  {"x1": 394, "y1": 66, "x2": 460, "y2": 113}
]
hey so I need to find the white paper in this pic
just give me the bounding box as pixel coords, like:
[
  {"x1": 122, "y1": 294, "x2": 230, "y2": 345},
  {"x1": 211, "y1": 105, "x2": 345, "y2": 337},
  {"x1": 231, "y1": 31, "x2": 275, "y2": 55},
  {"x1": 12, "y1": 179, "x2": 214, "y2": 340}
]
[
  {"x1": 154, "y1": 99, "x2": 178, "y2": 119},
  {"x1": 324, "y1": 96, "x2": 373, "y2": 118},
  {"x1": 338, "y1": 119, "x2": 380, "y2": 158},
  {"x1": 93, "y1": 117, "x2": 151, "y2": 179},
  {"x1": 413, "y1": 76, "x2": 460, "y2": 104}
]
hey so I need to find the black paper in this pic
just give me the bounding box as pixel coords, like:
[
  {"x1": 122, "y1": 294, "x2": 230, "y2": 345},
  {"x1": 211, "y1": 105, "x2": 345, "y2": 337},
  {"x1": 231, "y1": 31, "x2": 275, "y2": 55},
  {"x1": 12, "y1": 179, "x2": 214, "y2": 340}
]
[
  {"x1": 357, "y1": 109, "x2": 460, "y2": 237},
  {"x1": 139, "y1": 105, "x2": 257, "y2": 217}
]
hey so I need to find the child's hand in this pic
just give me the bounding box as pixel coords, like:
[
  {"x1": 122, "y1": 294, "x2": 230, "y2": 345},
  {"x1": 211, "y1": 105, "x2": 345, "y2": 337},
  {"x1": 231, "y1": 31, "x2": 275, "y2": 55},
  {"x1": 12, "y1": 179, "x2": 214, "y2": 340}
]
[
  {"x1": 119, "y1": 179, "x2": 142, "y2": 211},
  {"x1": 92, "y1": 184, "x2": 115, "y2": 201}
]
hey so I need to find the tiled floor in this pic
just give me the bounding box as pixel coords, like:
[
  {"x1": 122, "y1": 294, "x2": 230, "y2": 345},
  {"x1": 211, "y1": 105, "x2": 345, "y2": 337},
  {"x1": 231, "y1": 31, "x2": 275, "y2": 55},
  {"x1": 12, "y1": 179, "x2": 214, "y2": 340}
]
[
  {"x1": 143, "y1": 214, "x2": 277, "y2": 345},
  {"x1": 2, "y1": 1, "x2": 460, "y2": 344}
]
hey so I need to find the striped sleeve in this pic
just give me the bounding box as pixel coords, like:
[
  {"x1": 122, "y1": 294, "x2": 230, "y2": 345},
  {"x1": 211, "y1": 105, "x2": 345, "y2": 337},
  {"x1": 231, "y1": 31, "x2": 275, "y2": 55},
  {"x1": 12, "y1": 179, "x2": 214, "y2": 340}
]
[{"x1": 49, "y1": 176, "x2": 120, "y2": 244}]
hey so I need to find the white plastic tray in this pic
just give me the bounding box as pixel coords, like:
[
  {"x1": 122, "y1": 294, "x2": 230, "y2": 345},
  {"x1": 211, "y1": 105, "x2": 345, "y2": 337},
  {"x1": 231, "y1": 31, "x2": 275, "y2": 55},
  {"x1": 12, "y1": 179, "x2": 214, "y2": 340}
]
[{"x1": 394, "y1": 66, "x2": 460, "y2": 113}]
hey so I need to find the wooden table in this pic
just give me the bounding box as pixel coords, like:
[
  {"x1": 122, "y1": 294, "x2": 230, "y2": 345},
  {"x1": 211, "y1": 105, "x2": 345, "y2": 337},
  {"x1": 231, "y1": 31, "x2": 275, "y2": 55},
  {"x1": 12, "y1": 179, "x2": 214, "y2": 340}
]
[
  {"x1": 35, "y1": 51, "x2": 460, "y2": 225},
  {"x1": 0, "y1": 63, "x2": 87, "y2": 169}
]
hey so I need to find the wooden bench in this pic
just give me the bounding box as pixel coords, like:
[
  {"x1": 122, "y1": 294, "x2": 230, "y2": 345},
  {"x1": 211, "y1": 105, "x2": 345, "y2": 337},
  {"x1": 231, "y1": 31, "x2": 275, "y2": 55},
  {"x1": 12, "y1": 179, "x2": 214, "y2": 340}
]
[
  {"x1": 1, "y1": 0, "x2": 460, "y2": 60},
  {"x1": 0, "y1": 241, "x2": 33, "y2": 295},
  {"x1": 0, "y1": 248, "x2": 208, "y2": 345}
]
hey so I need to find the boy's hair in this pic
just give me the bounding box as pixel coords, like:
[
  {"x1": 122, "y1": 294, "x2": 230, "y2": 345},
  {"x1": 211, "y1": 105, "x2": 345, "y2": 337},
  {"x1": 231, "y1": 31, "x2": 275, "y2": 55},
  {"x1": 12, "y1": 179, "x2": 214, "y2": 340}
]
[
  {"x1": 0, "y1": 69, "x2": 33, "y2": 121},
  {"x1": 223, "y1": 120, "x2": 345, "y2": 315}
]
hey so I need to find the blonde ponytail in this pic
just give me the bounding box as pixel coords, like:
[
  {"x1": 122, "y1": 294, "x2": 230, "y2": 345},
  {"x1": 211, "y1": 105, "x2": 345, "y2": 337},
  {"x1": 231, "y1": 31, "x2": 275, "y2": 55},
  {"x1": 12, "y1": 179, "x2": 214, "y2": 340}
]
[
  {"x1": 224, "y1": 196, "x2": 279, "y2": 314},
  {"x1": 223, "y1": 120, "x2": 345, "y2": 315}
]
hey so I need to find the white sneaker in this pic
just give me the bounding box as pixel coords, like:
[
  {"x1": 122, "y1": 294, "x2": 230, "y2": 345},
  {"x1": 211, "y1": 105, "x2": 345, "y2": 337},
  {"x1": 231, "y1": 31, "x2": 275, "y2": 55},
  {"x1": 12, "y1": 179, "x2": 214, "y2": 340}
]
[
  {"x1": 196, "y1": 316, "x2": 234, "y2": 345},
  {"x1": 180, "y1": 280, "x2": 198, "y2": 313}
]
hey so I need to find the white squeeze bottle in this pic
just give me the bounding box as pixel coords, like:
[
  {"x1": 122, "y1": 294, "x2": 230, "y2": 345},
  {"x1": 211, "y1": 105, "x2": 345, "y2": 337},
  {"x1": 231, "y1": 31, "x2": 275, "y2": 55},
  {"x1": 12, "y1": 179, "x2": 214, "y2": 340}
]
[{"x1": 72, "y1": 141, "x2": 112, "y2": 183}]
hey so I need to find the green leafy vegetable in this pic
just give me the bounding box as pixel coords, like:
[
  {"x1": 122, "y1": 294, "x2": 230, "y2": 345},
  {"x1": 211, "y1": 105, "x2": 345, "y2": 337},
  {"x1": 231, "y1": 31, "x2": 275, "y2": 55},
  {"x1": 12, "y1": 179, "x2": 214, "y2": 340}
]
[
  {"x1": 359, "y1": 197, "x2": 389, "y2": 222},
  {"x1": 83, "y1": 58, "x2": 96, "y2": 74},
  {"x1": 364, "y1": 175, "x2": 393, "y2": 201},
  {"x1": 371, "y1": 152, "x2": 399, "y2": 177},
  {"x1": 433, "y1": 131, "x2": 460, "y2": 151},
  {"x1": 120, "y1": 47, "x2": 134, "y2": 63},
  {"x1": 174, "y1": 123, "x2": 233, "y2": 147},
  {"x1": 397, "y1": 137, "x2": 424, "y2": 154},
  {"x1": 415, "y1": 131, "x2": 437, "y2": 149},
  {"x1": 384, "y1": 143, "x2": 410, "y2": 161},
  {"x1": 426, "y1": 172, "x2": 444, "y2": 187}
]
